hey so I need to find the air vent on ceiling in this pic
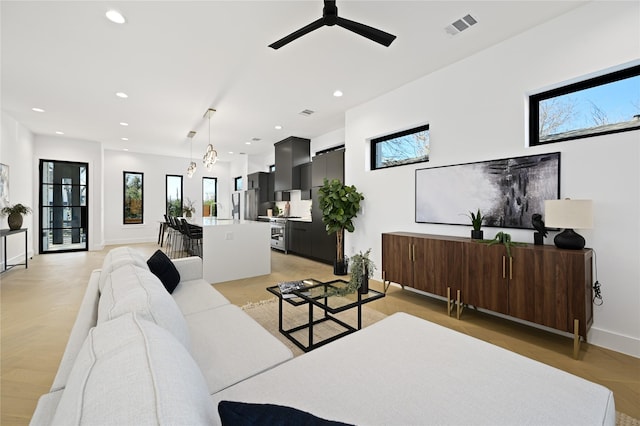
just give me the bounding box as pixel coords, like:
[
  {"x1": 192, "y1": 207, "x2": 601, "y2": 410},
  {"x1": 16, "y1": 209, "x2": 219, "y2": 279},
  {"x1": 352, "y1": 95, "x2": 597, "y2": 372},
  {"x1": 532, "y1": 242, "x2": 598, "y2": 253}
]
[
  {"x1": 445, "y1": 14, "x2": 477, "y2": 36},
  {"x1": 251, "y1": 137, "x2": 261, "y2": 142},
  {"x1": 299, "y1": 109, "x2": 315, "y2": 116}
]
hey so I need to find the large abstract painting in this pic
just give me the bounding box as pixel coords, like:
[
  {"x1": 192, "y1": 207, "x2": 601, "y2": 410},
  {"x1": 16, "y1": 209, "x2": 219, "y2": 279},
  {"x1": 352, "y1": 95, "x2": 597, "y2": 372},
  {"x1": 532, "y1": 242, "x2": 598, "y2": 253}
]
[
  {"x1": 416, "y1": 152, "x2": 560, "y2": 229},
  {"x1": 0, "y1": 163, "x2": 8, "y2": 210}
]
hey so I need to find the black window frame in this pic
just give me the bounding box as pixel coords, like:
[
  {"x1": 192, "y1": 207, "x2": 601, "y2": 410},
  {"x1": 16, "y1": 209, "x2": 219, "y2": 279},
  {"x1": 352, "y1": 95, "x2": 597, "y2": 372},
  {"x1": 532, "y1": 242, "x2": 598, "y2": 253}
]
[
  {"x1": 529, "y1": 64, "x2": 640, "y2": 146},
  {"x1": 165, "y1": 174, "x2": 183, "y2": 217},
  {"x1": 234, "y1": 176, "x2": 243, "y2": 191},
  {"x1": 370, "y1": 124, "x2": 430, "y2": 171},
  {"x1": 123, "y1": 171, "x2": 143, "y2": 225}
]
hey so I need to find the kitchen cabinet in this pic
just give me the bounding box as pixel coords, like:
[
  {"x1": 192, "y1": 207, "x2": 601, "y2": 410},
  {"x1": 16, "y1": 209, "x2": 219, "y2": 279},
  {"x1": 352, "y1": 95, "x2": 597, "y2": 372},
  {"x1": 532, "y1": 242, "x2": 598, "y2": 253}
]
[
  {"x1": 247, "y1": 172, "x2": 269, "y2": 201},
  {"x1": 312, "y1": 148, "x2": 344, "y2": 187},
  {"x1": 382, "y1": 232, "x2": 594, "y2": 357},
  {"x1": 310, "y1": 187, "x2": 335, "y2": 263},
  {"x1": 274, "y1": 137, "x2": 310, "y2": 191},
  {"x1": 288, "y1": 221, "x2": 313, "y2": 258},
  {"x1": 294, "y1": 162, "x2": 312, "y2": 200},
  {"x1": 268, "y1": 172, "x2": 289, "y2": 202}
]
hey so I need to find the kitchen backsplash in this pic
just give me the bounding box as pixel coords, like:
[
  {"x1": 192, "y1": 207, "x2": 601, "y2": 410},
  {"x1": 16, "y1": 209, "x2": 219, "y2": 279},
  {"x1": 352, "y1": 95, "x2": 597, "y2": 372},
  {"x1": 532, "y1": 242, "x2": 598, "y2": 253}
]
[{"x1": 274, "y1": 191, "x2": 312, "y2": 218}]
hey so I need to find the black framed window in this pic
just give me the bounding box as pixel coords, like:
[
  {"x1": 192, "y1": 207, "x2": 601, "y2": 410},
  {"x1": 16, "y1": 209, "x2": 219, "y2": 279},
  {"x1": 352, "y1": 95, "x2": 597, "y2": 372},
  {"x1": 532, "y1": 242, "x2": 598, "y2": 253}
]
[
  {"x1": 371, "y1": 124, "x2": 430, "y2": 170},
  {"x1": 234, "y1": 176, "x2": 243, "y2": 191},
  {"x1": 123, "y1": 171, "x2": 143, "y2": 224},
  {"x1": 166, "y1": 174, "x2": 183, "y2": 217},
  {"x1": 529, "y1": 64, "x2": 640, "y2": 146},
  {"x1": 202, "y1": 177, "x2": 217, "y2": 217},
  {"x1": 269, "y1": 164, "x2": 275, "y2": 172}
]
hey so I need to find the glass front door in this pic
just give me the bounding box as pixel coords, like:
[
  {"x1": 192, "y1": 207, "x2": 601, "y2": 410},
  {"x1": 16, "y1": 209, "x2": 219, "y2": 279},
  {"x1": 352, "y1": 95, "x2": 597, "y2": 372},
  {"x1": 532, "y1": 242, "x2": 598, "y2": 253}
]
[{"x1": 39, "y1": 160, "x2": 88, "y2": 253}]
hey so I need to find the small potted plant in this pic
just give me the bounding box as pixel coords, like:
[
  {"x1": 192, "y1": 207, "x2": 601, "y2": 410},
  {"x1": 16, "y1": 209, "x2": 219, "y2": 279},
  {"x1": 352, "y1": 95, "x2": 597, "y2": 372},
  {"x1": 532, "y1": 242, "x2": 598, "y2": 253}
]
[
  {"x1": 349, "y1": 249, "x2": 376, "y2": 294},
  {"x1": 467, "y1": 208, "x2": 484, "y2": 239},
  {"x1": 183, "y1": 198, "x2": 196, "y2": 218},
  {"x1": 318, "y1": 178, "x2": 365, "y2": 275},
  {"x1": 1, "y1": 203, "x2": 32, "y2": 230}
]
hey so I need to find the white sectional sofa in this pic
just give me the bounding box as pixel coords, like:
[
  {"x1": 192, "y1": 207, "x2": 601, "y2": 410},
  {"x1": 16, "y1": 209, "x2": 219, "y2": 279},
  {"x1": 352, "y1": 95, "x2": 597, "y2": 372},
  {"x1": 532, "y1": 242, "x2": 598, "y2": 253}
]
[{"x1": 31, "y1": 247, "x2": 616, "y2": 425}]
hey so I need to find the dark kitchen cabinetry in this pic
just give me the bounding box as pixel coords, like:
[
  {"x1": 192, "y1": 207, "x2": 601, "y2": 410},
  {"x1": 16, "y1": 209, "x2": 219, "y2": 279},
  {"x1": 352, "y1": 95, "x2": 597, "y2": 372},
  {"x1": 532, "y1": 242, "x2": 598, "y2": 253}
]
[
  {"x1": 268, "y1": 172, "x2": 289, "y2": 202},
  {"x1": 310, "y1": 187, "x2": 335, "y2": 264},
  {"x1": 288, "y1": 221, "x2": 313, "y2": 258},
  {"x1": 247, "y1": 172, "x2": 269, "y2": 201},
  {"x1": 294, "y1": 162, "x2": 312, "y2": 200},
  {"x1": 312, "y1": 148, "x2": 344, "y2": 186},
  {"x1": 274, "y1": 137, "x2": 310, "y2": 191}
]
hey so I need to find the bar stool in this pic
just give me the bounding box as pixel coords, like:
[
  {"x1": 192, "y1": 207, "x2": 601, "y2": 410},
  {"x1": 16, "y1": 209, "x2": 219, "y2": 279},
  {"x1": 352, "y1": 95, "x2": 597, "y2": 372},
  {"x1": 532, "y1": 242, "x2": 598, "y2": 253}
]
[{"x1": 180, "y1": 218, "x2": 202, "y2": 258}]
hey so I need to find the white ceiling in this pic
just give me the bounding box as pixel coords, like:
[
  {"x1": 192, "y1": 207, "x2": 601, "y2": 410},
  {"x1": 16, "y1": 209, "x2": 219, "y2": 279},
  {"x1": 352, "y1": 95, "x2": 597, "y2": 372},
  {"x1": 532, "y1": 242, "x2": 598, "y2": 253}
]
[{"x1": 1, "y1": 1, "x2": 588, "y2": 161}]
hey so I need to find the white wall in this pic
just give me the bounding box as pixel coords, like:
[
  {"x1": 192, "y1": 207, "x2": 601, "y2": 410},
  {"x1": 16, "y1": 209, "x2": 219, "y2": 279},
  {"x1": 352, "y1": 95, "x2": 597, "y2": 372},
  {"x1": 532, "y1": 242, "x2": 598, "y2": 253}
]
[
  {"x1": 0, "y1": 112, "x2": 35, "y2": 264},
  {"x1": 103, "y1": 150, "x2": 232, "y2": 245},
  {"x1": 345, "y1": 1, "x2": 640, "y2": 357}
]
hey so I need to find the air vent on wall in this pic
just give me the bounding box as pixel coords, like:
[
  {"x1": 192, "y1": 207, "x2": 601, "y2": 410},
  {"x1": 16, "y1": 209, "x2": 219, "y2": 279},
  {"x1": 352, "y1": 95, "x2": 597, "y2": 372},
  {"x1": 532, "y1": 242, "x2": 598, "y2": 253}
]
[
  {"x1": 299, "y1": 109, "x2": 315, "y2": 116},
  {"x1": 445, "y1": 14, "x2": 477, "y2": 36}
]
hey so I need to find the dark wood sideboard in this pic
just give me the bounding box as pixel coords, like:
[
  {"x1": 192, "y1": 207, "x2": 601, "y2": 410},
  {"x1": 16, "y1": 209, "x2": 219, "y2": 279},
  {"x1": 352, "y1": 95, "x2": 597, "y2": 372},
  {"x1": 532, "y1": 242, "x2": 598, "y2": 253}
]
[{"x1": 382, "y1": 232, "x2": 594, "y2": 358}]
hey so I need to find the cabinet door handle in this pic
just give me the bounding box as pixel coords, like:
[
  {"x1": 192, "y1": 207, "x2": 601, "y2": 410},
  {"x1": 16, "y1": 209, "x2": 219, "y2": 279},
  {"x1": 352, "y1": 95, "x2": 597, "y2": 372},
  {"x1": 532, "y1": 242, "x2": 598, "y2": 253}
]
[
  {"x1": 509, "y1": 257, "x2": 513, "y2": 280},
  {"x1": 412, "y1": 244, "x2": 416, "y2": 262},
  {"x1": 502, "y1": 256, "x2": 506, "y2": 279},
  {"x1": 409, "y1": 244, "x2": 412, "y2": 261}
]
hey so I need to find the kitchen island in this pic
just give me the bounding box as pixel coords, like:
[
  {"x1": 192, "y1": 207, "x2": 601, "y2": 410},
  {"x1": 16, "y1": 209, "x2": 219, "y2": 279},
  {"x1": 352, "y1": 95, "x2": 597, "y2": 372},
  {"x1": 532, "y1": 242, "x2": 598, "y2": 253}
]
[{"x1": 201, "y1": 218, "x2": 271, "y2": 284}]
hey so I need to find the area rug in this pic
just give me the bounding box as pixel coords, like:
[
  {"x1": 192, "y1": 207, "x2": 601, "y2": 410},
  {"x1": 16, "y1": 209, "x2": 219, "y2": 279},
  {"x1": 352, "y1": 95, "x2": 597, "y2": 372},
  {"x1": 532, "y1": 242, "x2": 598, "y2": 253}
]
[
  {"x1": 618, "y1": 411, "x2": 640, "y2": 426},
  {"x1": 241, "y1": 297, "x2": 387, "y2": 357}
]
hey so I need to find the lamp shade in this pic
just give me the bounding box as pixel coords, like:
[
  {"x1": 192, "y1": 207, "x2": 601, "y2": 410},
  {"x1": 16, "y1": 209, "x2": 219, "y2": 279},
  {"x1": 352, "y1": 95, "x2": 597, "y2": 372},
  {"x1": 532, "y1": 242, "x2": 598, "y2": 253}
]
[{"x1": 544, "y1": 199, "x2": 593, "y2": 229}]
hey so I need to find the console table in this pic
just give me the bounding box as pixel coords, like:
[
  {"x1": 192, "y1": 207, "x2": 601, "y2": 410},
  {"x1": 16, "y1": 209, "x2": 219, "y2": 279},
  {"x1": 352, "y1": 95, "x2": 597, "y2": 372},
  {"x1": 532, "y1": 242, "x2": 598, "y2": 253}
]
[
  {"x1": 382, "y1": 232, "x2": 593, "y2": 358},
  {"x1": 1, "y1": 228, "x2": 28, "y2": 273}
]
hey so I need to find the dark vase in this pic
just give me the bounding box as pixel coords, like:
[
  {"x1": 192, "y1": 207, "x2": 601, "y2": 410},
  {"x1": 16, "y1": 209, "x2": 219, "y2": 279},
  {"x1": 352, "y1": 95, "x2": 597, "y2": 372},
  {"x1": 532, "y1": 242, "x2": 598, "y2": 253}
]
[
  {"x1": 471, "y1": 230, "x2": 483, "y2": 240},
  {"x1": 358, "y1": 266, "x2": 369, "y2": 294},
  {"x1": 8, "y1": 213, "x2": 23, "y2": 230},
  {"x1": 334, "y1": 258, "x2": 348, "y2": 276}
]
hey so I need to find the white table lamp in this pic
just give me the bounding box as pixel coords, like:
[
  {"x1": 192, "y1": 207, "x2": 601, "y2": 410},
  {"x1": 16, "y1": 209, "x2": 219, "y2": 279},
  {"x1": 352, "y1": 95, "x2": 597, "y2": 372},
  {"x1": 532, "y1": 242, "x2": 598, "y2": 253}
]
[{"x1": 544, "y1": 199, "x2": 593, "y2": 250}]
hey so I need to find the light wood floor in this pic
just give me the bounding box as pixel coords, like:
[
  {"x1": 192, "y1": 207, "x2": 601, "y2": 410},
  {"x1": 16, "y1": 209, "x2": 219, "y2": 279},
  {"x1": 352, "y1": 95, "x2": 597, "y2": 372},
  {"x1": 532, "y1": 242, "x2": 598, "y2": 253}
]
[{"x1": 2, "y1": 242, "x2": 639, "y2": 425}]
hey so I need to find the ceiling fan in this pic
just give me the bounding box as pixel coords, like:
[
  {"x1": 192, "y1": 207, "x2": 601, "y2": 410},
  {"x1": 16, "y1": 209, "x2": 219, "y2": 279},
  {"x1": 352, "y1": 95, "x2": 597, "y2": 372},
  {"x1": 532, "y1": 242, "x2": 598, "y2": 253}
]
[{"x1": 269, "y1": 0, "x2": 396, "y2": 50}]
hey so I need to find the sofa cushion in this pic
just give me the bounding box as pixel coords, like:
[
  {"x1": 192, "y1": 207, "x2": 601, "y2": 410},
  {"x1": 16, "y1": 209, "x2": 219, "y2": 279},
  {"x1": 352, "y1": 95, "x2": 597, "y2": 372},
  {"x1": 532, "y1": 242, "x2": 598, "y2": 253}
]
[
  {"x1": 185, "y1": 304, "x2": 293, "y2": 394},
  {"x1": 218, "y1": 401, "x2": 352, "y2": 426},
  {"x1": 172, "y1": 279, "x2": 230, "y2": 315},
  {"x1": 147, "y1": 249, "x2": 181, "y2": 293},
  {"x1": 98, "y1": 246, "x2": 149, "y2": 291},
  {"x1": 51, "y1": 313, "x2": 216, "y2": 425},
  {"x1": 98, "y1": 263, "x2": 190, "y2": 350}
]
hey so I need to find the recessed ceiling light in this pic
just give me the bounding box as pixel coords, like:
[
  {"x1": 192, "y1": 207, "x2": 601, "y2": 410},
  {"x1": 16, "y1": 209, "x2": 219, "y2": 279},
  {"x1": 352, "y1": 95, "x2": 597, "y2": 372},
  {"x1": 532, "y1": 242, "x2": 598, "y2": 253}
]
[
  {"x1": 32, "y1": 107, "x2": 45, "y2": 112},
  {"x1": 275, "y1": 125, "x2": 283, "y2": 130},
  {"x1": 123, "y1": 148, "x2": 129, "y2": 151},
  {"x1": 245, "y1": 142, "x2": 251, "y2": 145},
  {"x1": 115, "y1": 92, "x2": 128, "y2": 99},
  {"x1": 121, "y1": 137, "x2": 129, "y2": 141},
  {"x1": 120, "y1": 122, "x2": 129, "y2": 126},
  {"x1": 106, "y1": 10, "x2": 126, "y2": 24},
  {"x1": 333, "y1": 90, "x2": 343, "y2": 97},
  {"x1": 55, "y1": 131, "x2": 64, "y2": 135},
  {"x1": 228, "y1": 151, "x2": 234, "y2": 155}
]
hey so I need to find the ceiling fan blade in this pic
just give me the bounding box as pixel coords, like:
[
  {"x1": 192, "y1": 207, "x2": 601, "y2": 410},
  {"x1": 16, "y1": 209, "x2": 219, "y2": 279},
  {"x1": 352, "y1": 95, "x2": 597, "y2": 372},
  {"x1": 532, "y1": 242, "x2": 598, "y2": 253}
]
[
  {"x1": 336, "y1": 16, "x2": 396, "y2": 47},
  {"x1": 269, "y1": 18, "x2": 325, "y2": 50}
]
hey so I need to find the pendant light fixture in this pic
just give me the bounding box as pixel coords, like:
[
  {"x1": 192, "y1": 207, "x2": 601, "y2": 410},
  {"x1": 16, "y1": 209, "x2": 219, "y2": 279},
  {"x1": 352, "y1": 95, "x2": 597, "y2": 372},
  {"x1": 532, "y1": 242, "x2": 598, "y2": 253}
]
[
  {"x1": 203, "y1": 108, "x2": 217, "y2": 171},
  {"x1": 186, "y1": 130, "x2": 197, "y2": 178}
]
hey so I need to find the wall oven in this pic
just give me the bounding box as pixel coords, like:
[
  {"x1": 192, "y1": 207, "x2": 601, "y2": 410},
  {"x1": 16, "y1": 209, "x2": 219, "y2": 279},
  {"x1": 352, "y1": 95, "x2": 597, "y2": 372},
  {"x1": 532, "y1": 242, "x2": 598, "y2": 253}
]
[{"x1": 270, "y1": 218, "x2": 287, "y2": 252}]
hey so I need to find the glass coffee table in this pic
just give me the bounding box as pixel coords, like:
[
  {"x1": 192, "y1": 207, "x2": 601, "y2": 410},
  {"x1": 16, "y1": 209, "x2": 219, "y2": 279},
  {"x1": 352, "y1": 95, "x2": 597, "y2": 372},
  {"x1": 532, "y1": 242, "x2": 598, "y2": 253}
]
[{"x1": 266, "y1": 278, "x2": 385, "y2": 352}]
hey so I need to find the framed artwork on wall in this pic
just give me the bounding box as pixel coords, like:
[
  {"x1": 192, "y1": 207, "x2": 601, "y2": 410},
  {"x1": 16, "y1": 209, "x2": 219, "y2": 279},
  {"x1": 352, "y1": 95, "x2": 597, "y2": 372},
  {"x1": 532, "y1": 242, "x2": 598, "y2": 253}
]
[
  {"x1": 0, "y1": 163, "x2": 8, "y2": 210},
  {"x1": 415, "y1": 152, "x2": 560, "y2": 229},
  {"x1": 123, "y1": 171, "x2": 143, "y2": 224}
]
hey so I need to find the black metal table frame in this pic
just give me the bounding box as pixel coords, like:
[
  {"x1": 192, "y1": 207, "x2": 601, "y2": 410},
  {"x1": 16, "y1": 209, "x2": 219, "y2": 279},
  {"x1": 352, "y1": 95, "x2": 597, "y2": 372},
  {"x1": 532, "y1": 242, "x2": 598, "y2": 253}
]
[
  {"x1": 1, "y1": 228, "x2": 28, "y2": 273},
  {"x1": 267, "y1": 279, "x2": 384, "y2": 353}
]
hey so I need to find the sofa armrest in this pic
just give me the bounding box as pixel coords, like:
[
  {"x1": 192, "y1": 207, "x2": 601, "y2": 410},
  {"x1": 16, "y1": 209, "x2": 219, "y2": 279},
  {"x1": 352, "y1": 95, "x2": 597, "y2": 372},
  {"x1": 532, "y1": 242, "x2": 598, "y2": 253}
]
[
  {"x1": 50, "y1": 269, "x2": 101, "y2": 392},
  {"x1": 172, "y1": 256, "x2": 203, "y2": 282}
]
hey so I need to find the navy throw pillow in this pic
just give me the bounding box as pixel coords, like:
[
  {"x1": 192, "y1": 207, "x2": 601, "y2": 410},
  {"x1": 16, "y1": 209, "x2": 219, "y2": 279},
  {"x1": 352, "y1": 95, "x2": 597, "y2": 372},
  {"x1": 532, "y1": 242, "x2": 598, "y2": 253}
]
[
  {"x1": 147, "y1": 250, "x2": 181, "y2": 294},
  {"x1": 218, "y1": 401, "x2": 353, "y2": 426}
]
